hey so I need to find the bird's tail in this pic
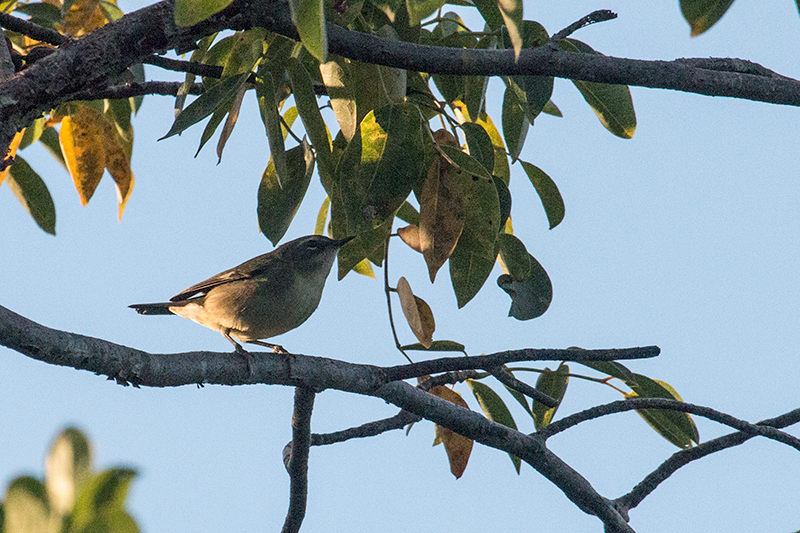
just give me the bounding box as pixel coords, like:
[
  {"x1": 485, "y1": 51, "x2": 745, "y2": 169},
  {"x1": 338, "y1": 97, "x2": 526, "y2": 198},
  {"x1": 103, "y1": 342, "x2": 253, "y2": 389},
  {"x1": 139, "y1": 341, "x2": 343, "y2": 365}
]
[{"x1": 129, "y1": 302, "x2": 175, "y2": 315}]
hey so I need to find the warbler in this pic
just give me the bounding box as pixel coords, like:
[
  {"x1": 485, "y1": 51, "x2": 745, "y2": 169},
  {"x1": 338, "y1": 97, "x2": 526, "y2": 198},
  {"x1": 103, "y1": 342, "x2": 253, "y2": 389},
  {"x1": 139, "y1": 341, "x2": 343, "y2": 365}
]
[{"x1": 130, "y1": 234, "x2": 353, "y2": 369}]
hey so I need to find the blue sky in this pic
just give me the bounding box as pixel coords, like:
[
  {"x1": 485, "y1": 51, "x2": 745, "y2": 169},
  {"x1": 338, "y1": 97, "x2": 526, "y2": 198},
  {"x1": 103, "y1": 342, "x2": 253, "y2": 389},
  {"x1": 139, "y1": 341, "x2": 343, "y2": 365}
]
[{"x1": 2, "y1": 1, "x2": 800, "y2": 531}]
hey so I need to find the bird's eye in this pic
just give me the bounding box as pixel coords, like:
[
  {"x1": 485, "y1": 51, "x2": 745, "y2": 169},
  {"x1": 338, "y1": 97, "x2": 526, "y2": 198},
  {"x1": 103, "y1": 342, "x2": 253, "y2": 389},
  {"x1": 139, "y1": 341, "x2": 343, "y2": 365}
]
[{"x1": 305, "y1": 242, "x2": 320, "y2": 250}]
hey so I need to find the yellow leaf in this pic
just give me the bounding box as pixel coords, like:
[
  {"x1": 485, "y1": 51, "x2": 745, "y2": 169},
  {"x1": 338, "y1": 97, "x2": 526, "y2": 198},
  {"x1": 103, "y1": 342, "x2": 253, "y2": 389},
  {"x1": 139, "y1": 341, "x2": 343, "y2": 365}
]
[
  {"x1": 0, "y1": 131, "x2": 24, "y2": 188},
  {"x1": 396, "y1": 276, "x2": 435, "y2": 348},
  {"x1": 429, "y1": 385, "x2": 473, "y2": 478},
  {"x1": 59, "y1": 106, "x2": 106, "y2": 206},
  {"x1": 352, "y1": 258, "x2": 375, "y2": 279},
  {"x1": 64, "y1": 0, "x2": 101, "y2": 35}
]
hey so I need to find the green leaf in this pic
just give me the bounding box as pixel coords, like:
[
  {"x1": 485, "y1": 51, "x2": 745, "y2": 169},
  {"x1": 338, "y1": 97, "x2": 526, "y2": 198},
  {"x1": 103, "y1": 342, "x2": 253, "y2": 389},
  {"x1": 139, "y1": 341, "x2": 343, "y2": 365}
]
[
  {"x1": 175, "y1": 35, "x2": 214, "y2": 114},
  {"x1": 396, "y1": 200, "x2": 420, "y2": 226},
  {"x1": 438, "y1": 144, "x2": 493, "y2": 181},
  {"x1": 519, "y1": 160, "x2": 564, "y2": 229},
  {"x1": 45, "y1": 427, "x2": 92, "y2": 516},
  {"x1": 336, "y1": 218, "x2": 392, "y2": 278},
  {"x1": 289, "y1": 0, "x2": 328, "y2": 62},
  {"x1": 497, "y1": 253, "x2": 552, "y2": 320},
  {"x1": 71, "y1": 469, "x2": 137, "y2": 532},
  {"x1": 504, "y1": 22, "x2": 553, "y2": 122},
  {"x1": 287, "y1": 58, "x2": 333, "y2": 181},
  {"x1": 4, "y1": 477, "x2": 55, "y2": 533},
  {"x1": 400, "y1": 340, "x2": 466, "y2": 353},
  {"x1": 449, "y1": 164, "x2": 500, "y2": 307},
  {"x1": 498, "y1": 233, "x2": 530, "y2": 280},
  {"x1": 531, "y1": 365, "x2": 569, "y2": 429},
  {"x1": 221, "y1": 29, "x2": 265, "y2": 77},
  {"x1": 680, "y1": 0, "x2": 735, "y2": 36},
  {"x1": 580, "y1": 360, "x2": 636, "y2": 382},
  {"x1": 561, "y1": 39, "x2": 636, "y2": 139},
  {"x1": 626, "y1": 374, "x2": 699, "y2": 448},
  {"x1": 463, "y1": 35, "x2": 497, "y2": 122},
  {"x1": 256, "y1": 69, "x2": 287, "y2": 188},
  {"x1": 542, "y1": 100, "x2": 562, "y2": 117},
  {"x1": 405, "y1": 0, "x2": 446, "y2": 25},
  {"x1": 471, "y1": 0, "x2": 503, "y2": 30},
  {"x1": 360, "y1": 103, "x2": 424, "y2": 227},
  {"x1": 39, "y1": 127, "x2": 66, "y2": 169},
  {"x1": 6, "y1": 156, "x2": 56, "y2": 235},
  {"x1": 461, "y1": 122, "x2": 494, "y2": 177},
  {"x1": 15, "y1": 2, "x2": 62, "y2": 25},
  {"x1": 258, "y1": 141, "x2": 315, "y2": 245},
  {"x1": 194, "y1": 98, "x2": 234, "y2": 157},
  {"x1": 78, "y1": 508, "x2": 139, "y2": 533},
  {"x1": 494, "y1": 176, "x2": 511, "y2": 230},
  {"x1": 20, "y1": 118, "x2": 45, "y2": 149},
  {"x1": 173, "y1": 0, "x2": 234, "y2": 27},
  {"x1": 160, "y1": 73, "x2": 248, "y2": 140},
  {"x1": 375, "y1": 25, "x2": 407, "y2": 104},
  {"x1": 501, "y1": 85, "x2": 529, "y2": 161},
  {"x1": 467, "y1": 379, "x2": 521, "y2": 473}
]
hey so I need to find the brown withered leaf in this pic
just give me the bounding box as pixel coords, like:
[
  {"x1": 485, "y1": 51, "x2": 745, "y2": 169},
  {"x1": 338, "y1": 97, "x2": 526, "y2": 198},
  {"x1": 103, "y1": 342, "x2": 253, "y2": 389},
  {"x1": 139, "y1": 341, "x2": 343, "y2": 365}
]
[
  {"x1": 429, "y1": 385, "x2": 473, "y2": 478},
  {"x1": 99, "y1": 121, "x2": 134, "y2": 220},
  {"x1": 419, "y1": 156, "x2": 466, "y2": 282},
  {"x1": 396, "y1": 276, "x2": 435, "y2": 348},
  {"x1": 397, "y1": 224, "x2": 422, "y2": 252}
]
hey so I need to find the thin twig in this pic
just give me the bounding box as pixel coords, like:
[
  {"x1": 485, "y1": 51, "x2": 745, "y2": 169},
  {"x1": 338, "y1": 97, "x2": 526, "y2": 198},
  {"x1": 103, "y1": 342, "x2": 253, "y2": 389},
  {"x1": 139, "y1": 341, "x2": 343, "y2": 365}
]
[
  {"x1": 143, "y1": 55, "x2": 223, "y2": 78},
  {"x1": 615, "y1": 407, "x2": 800, "y2": 513},
  {"x1": 0, "y1": 12, "x2": 65, "y2": 45},
  {"x1": 279, "y1": 112, "x2": 304, "y2": 145},
  {"x1": 384, "y1": 234, "x2": 413, "y2": 363},
  {"x1": 489, "y1": 367, "x2": 558, "y2": 408},
  {"x1": 281, "y1": 386, "x2": 315, "y2": 533},
  {"x1": 70, "y1": 81, "x2": 204, "y2": 101},
  {"x1": 550, "y1": 9, "x2": 618, "y2": 43}
]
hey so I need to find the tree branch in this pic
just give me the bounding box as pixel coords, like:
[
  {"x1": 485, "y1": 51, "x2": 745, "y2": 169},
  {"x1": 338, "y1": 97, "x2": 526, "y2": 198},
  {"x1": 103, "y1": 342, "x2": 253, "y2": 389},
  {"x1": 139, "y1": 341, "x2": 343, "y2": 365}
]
[
  {"x1": 538, "y1": 398, "x2": 800, "y2": 452},
  {"x1": 2, "y1": 0, "x2": 800, "y2": 163},
  {"x1": 282, "y1": 386, "x2": 315, "y2": 533},
  {"x1": 614, "y1": 406, "x2": 800, "y2": 513},
  {"x1": 0, "y1": 12, "x2": 65, "y2": 46},
  {"x1": 70, "y1": 81, "x2": 204, "y2": 100},
  {"x1": 143, "y1": 55, "x2": 222, "y2": 78},
  {"x1": 489, "y1": 366, "x2": 558, "y2": 408}
]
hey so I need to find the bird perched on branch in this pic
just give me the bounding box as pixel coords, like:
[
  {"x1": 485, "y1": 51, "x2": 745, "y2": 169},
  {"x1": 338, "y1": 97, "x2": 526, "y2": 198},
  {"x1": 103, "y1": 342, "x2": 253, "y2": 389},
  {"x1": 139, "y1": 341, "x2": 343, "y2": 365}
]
[{"x1": 130, "y1": 234, "x2": 353, "y2": 373}]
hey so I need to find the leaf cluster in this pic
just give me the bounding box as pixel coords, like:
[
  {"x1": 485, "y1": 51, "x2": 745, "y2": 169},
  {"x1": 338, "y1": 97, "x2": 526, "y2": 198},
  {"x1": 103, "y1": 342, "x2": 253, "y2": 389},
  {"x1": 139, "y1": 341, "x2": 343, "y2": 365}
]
[{"x1": 0, "y1": 427, "x2": 139, "y2": 533}]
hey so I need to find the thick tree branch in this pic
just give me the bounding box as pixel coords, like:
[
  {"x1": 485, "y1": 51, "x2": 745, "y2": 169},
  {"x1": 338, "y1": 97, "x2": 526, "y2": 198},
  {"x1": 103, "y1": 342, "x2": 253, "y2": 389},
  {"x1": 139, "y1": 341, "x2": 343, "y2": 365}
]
[
  {"x1": 282, "y1": 386, "x2": 315, "y2": 533},
  {"x1": 2, "y1": 0, "x2": 800, "y2": 164}
]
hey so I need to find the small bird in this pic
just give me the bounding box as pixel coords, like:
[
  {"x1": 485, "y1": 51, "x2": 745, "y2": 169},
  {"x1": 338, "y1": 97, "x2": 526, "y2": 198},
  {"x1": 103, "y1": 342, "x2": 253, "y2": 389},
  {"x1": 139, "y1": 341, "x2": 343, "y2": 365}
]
[{"x1": 130, "y1": 234, "x2": 353, "y2": 372}]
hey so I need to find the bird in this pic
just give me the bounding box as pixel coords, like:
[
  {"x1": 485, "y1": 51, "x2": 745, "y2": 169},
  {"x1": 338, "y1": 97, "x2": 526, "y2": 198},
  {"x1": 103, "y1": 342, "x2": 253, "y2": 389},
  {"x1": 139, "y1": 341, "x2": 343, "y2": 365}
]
[{"x1": 129, "y1": 234, "x2": 353, "y2": 373}]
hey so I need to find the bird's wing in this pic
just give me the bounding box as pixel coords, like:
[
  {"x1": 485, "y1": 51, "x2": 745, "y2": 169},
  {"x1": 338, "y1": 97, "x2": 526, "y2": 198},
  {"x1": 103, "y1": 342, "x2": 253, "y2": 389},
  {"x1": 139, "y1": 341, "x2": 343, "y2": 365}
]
[{"x1": 169, "y1": 253, "x2": 274, "y2": 301}]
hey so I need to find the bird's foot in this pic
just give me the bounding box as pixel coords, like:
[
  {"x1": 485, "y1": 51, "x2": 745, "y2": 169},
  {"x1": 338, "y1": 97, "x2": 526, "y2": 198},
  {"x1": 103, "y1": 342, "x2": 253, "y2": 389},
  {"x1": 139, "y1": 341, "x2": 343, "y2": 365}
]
[{"x1": 249, "y1": 340, "x2": 289, "y2": 354}]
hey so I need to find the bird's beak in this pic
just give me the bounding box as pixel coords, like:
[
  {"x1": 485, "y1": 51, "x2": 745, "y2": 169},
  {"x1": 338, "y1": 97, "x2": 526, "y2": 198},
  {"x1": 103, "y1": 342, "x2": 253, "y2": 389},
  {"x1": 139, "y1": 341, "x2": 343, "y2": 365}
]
[{"x1": 335, "y1": 235, "x2": 356, "y2": 247}]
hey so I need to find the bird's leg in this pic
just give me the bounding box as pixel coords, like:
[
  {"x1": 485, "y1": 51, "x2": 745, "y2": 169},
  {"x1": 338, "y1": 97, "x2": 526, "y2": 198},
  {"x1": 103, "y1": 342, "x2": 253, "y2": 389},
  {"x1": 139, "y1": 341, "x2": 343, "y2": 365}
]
[
  {"x1": 223, "y1": 330, "x2": 254, "y2": 377},
  {"x1": 248, "y1": 340, "x2": 289, "y2": 354}
]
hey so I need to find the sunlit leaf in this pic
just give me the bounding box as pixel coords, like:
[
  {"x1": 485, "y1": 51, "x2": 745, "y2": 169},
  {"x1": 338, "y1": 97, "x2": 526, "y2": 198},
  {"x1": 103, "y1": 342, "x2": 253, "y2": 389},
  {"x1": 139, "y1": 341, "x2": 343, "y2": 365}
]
[
  {"x1": 45, "y1": 427, "x2": 92, "y2": 516},
  {"x1": 467, "y1": 379, "x2": 521, "y2": 473},
  {"x1": 397, "y1": 224, "x2": 422, "y2": 252},
  {"x1": 59, "y1": 106, "x2": 105, "y2": 205},
  {"x1": 680, "y1": 0, "x2": 734, "y2": 36},
  {"x1": 519, "y1": 160, "x2": 564, "y2": 229},
  {"x1": 498, "y1": 0, "x2": 523, "y2": 57},
  {"x1": 429, "y1": 386, "x2": 473, "y2": 478},
  {"x1": 173, "y1": 0, "x2": 234, "y2": 27},
  {"x1": 63, "y1": 0, "x2": 100, "y2": 35},
  {"x1": 352, "y1": 258, "x2": 376, "y2": 278},
  {"x1": 4, "y1": 477, "x2": 57, "y2": 533},
  {"x1": 71, "y1": 468, "x2": 137, "y2": 532},
  {"x1": 561, "y1": 39, "x2": 636, "y2": 139},
  {"x1": 475, "y1": 111, "x2": 510, "y2": 183},
  {"x1": 0, "y1": 130, "x2": 23, "y2": 188},
  {"x1": 406, "y1": 0, "x2": 446, "y2": 25},
  {"x1": 626, "y1": 374, "x2": 699, "y2": 448},
  {"x1": 314, "y1": 195, "x2": 330, "y2": 235},
  {"x1": 396, "y1": 276, "x2": 435, "y2": 348},
  {"x1": 258, "y1": 141, "x2": 315, "y2": 245},
  {"x1": 289, "y1": 0, "x2": 327, "y2": 62},
  {"x1": 531, "y1": 365, "x2": 569, "y2": 429},
  {"x1": 320, "y1": 58, "x2": 358, "y2": 141}
]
